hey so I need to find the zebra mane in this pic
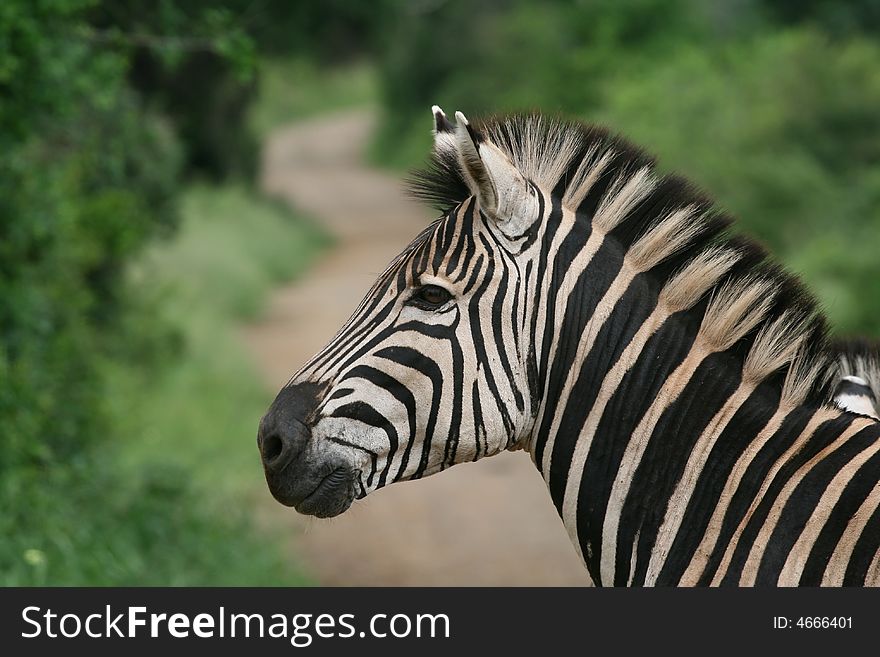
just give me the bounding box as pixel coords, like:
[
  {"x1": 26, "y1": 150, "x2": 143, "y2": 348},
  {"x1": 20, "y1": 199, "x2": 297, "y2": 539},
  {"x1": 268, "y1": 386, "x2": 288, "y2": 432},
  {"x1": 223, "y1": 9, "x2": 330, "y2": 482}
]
[{"x1": 407, "y1": 112, "x2": 836, "y2": 407}]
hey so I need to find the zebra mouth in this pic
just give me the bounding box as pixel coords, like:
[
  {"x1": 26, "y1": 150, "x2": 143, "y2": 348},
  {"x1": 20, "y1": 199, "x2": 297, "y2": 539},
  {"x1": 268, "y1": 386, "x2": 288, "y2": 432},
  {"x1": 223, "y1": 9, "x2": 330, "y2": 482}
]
[{"x1": 293, "y1": 467, "x2": 356, "y2": 518}]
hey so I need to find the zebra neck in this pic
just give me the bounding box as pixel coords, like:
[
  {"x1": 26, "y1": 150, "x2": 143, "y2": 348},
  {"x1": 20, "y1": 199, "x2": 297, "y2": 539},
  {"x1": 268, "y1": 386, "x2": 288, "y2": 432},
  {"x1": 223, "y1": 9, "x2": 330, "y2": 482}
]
[
  {"x1": 529, "y1": 231, "x2": 706, "y2": 573},
  {"x1": 525, "y1": 230, "x2": 880, "y2": 585}
]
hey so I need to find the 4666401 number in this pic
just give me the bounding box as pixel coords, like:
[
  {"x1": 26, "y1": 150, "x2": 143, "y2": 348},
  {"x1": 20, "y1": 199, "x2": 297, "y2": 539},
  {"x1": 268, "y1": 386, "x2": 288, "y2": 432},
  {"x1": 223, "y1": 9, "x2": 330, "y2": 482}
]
[{"x1": 773, "y1": 616, "x2": 852, "y2": 629}]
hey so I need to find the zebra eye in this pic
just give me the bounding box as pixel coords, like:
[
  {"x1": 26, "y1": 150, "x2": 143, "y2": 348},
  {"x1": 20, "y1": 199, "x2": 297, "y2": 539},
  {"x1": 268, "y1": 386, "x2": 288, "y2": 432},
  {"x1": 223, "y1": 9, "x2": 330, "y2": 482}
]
[{"x1": 412, "y1": 284, "x2": 452, "y2": 309}]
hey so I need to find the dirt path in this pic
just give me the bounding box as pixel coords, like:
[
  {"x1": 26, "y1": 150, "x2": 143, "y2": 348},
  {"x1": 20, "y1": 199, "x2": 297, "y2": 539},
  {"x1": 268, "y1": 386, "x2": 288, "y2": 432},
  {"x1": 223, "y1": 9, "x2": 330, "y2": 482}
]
[{"x1": 244, "y1": 109, "x2": 589, "y2": 585}]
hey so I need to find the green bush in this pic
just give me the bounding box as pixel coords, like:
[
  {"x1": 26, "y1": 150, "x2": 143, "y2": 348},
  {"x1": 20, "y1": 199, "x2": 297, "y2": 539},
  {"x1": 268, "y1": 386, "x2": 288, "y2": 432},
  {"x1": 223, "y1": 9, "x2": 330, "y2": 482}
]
[
  {"x1": 84, "y1": 0, "x2": 393, "y2": 179},
  {"x1": 0, "y1": 1, "x2": 319, "y2": 586},
  {"x1": 0, "y1": 0, "x2": 183, "y2": 477},
  {"x1": 0, "y1": 459, "x2": 302, "y2": 586},
  {"x1": 85, "y1": 0, "x2": 259, "y2": 180},
  {"x1": 138, "y1": 185, "x2": 330, "y2": 321},
  {"x1": 0, "y1": 185, "x2": 323, "y2": 586},
  {"x1": 598, "y1": 30, "x2": 880, "y2": 333},
  {"x1": 370, "y1": 0, "x2": 703, "y2": 168}
]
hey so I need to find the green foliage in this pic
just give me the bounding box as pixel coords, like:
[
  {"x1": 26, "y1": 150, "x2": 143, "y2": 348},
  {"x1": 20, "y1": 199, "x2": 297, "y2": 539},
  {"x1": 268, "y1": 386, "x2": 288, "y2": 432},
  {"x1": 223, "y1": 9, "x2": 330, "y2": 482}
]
[
  {"x1": 108, "y1": 187, "x2": 327, "y2": 495},
  {"x1": 0, "y1": 0, "x2": 183, "y2": 478},
  {"x1": 86, "y1": 0, "x2": 260, "y2": 180},
  {"x1": 762, "y1": 0, "x2": 880, "y2": 36},
  {"x1": 249, "y1": 57, "x2": 378, "y2": 139},
  {"x1": 0, "y1": 0, "x2": 320, "y2": 586},
  {"x1": 0, "y1": 459, "x2": 302, "y2": 586},
  {"x1": 141, "y1": 186, "x2": 330, "y2": 320},
  {"x1": 597, "y1": 30, "x2": 880, "y2": 333},
  {"x1": 240, "y1": 0, "x2": 396, "y2": 62},
  {"x1": 82, "y1": 0, "x2": 394, "y2": 179},
  {"x1": 1, "y1": 185, "x2": 323, "y2": 586},
  {"x1": 370, "y1": 0, "x2": 705, "y2": 168}
]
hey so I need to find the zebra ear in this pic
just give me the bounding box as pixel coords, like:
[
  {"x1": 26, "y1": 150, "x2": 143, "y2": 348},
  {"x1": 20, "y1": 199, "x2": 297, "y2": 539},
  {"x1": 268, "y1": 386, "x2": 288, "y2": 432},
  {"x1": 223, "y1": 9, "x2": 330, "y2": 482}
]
[
  {"x1": 449, "y1": 110, "x2": 539, "y2": 234},
  {"x1": 431, "y1": 105, "x2": 457, "y2": 160},
  {"x1": 432, "y1": 105, "x2": 455, "y2": 135}
]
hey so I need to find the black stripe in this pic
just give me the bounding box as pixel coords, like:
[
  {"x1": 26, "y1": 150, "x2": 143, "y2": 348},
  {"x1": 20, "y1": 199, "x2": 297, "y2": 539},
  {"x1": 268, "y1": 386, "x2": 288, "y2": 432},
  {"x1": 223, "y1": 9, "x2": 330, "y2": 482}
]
[
  {"x1": 842, "y1": 502, "x2": 880, "y2": 585},
  {"x1": 337, "y1": 365, "x2": 413, "y2": 488},
  {"x1": 411, "y1": 231, "x2": 432, "y2": 280},
  {"x1": 529, "y1": 196, "x2": 565, "y2": 468},
  {"x1": 531, "y1": 209, "x2": 603, "y2": 470},
  {"x1": 835, "y1": 379, "x2": 875, "y2": 402},
  {"x1": 656, "y1": 380, "x2": 781, "y2": 585},
  {"x1": 324, "y1": 387, "x2": 354, "y2": 404},
  {"x1": 452, "y1": 204, "x2": 478, "y2": 284},
  {"x1": 485, "y1": 245, "x2": 524, "y2": 414},
  {"x1": 443, "y1": 307, "x2": 464, "y2": 467},
  {"x1": 444, "y1": 203, "x2": 474, "y2": 276},
  {"x1": 718, "y1": 413, "x2": 856, "y2": 585},
  {"x1": 510, "y1": 260, "x2": 522, "y2": 352},
  {"x1": 754, "y1": 422, "x2": 880, "y2": 585},
  {"x1": 696, "y1": 406, "x2": 816, "y2": 585},
  {"x1": 466, "y1": 254, "x2": 516, "y2": 440},
  {"x1": 575, "y1": 307, "x2": 703, "y2": 585},
  {"x1": 462, "y1": 254, "x2": 486, "y2": 296},
  {"x1": 472, "y1": 375, "x2": 487, "y2": 459},
  {"x1": 392, "y1": 320, "x2": 454, "y2": 340},
  {"x1": 799, "y1": 435, "x2": 880, "y2": 584},
  {"x1": 373, "y1": 346, "x2": 443, "y2": 480},
  {"x1": 431, "y1": 208, "x2": 458, "y2": 272},
  {"x1": 525, "y1": 260, "x2": 540, "y2": 411},
  {"x1": 624, "y1": 349, "x2": 743, "y2": 586}
]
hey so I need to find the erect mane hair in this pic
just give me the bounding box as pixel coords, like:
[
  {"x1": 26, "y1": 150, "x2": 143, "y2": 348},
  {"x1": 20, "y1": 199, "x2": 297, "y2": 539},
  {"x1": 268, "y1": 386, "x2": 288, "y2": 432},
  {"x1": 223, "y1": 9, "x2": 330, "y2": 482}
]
[{"x1": 407, "y1": 112, "x2": 838, "y2": 408}]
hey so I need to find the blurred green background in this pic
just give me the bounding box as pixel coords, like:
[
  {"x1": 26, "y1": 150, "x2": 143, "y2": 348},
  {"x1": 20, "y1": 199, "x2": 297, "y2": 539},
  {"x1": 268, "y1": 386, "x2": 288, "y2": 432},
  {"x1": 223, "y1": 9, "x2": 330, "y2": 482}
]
[{"x1": 1, "y1": 0, "x2": 878, "y2": 585}]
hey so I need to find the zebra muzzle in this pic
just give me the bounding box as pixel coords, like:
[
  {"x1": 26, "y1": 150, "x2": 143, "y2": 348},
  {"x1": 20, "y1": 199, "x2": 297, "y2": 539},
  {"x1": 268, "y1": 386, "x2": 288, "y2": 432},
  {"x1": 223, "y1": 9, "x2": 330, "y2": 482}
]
[{"x1": 257, "y1": 382, "x2": 356, "y2": 517}]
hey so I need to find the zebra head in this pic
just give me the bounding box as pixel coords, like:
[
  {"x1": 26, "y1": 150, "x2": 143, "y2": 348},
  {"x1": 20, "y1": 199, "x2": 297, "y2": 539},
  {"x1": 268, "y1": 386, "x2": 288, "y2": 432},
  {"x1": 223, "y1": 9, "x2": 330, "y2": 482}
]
[{"x1": 258, "y1": 108, "x2": 546, "y2": 517}]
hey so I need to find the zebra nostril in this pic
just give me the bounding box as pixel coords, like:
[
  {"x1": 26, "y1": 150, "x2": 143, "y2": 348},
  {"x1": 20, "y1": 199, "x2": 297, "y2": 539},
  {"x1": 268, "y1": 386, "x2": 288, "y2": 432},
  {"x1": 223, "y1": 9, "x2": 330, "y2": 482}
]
[{"x1": 262, "y1": 433, "x2": 284, "y2": 464}]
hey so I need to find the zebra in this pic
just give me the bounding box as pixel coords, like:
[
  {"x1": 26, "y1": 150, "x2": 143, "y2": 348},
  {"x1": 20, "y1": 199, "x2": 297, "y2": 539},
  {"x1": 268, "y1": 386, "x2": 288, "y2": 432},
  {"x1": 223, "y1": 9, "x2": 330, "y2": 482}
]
[
  {"x1": 257, "y1": 107, "x2": 880, "y2": 586},
  {"x1": 832, "y1": 340, "x2": 880, "y2": 420}
]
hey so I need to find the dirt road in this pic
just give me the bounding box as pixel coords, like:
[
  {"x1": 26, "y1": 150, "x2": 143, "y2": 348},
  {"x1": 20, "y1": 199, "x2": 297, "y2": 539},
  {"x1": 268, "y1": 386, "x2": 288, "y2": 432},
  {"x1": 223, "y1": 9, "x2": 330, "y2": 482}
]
[{"x1": 244, "y1": 110, "x2": 589, "y2": 585}]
